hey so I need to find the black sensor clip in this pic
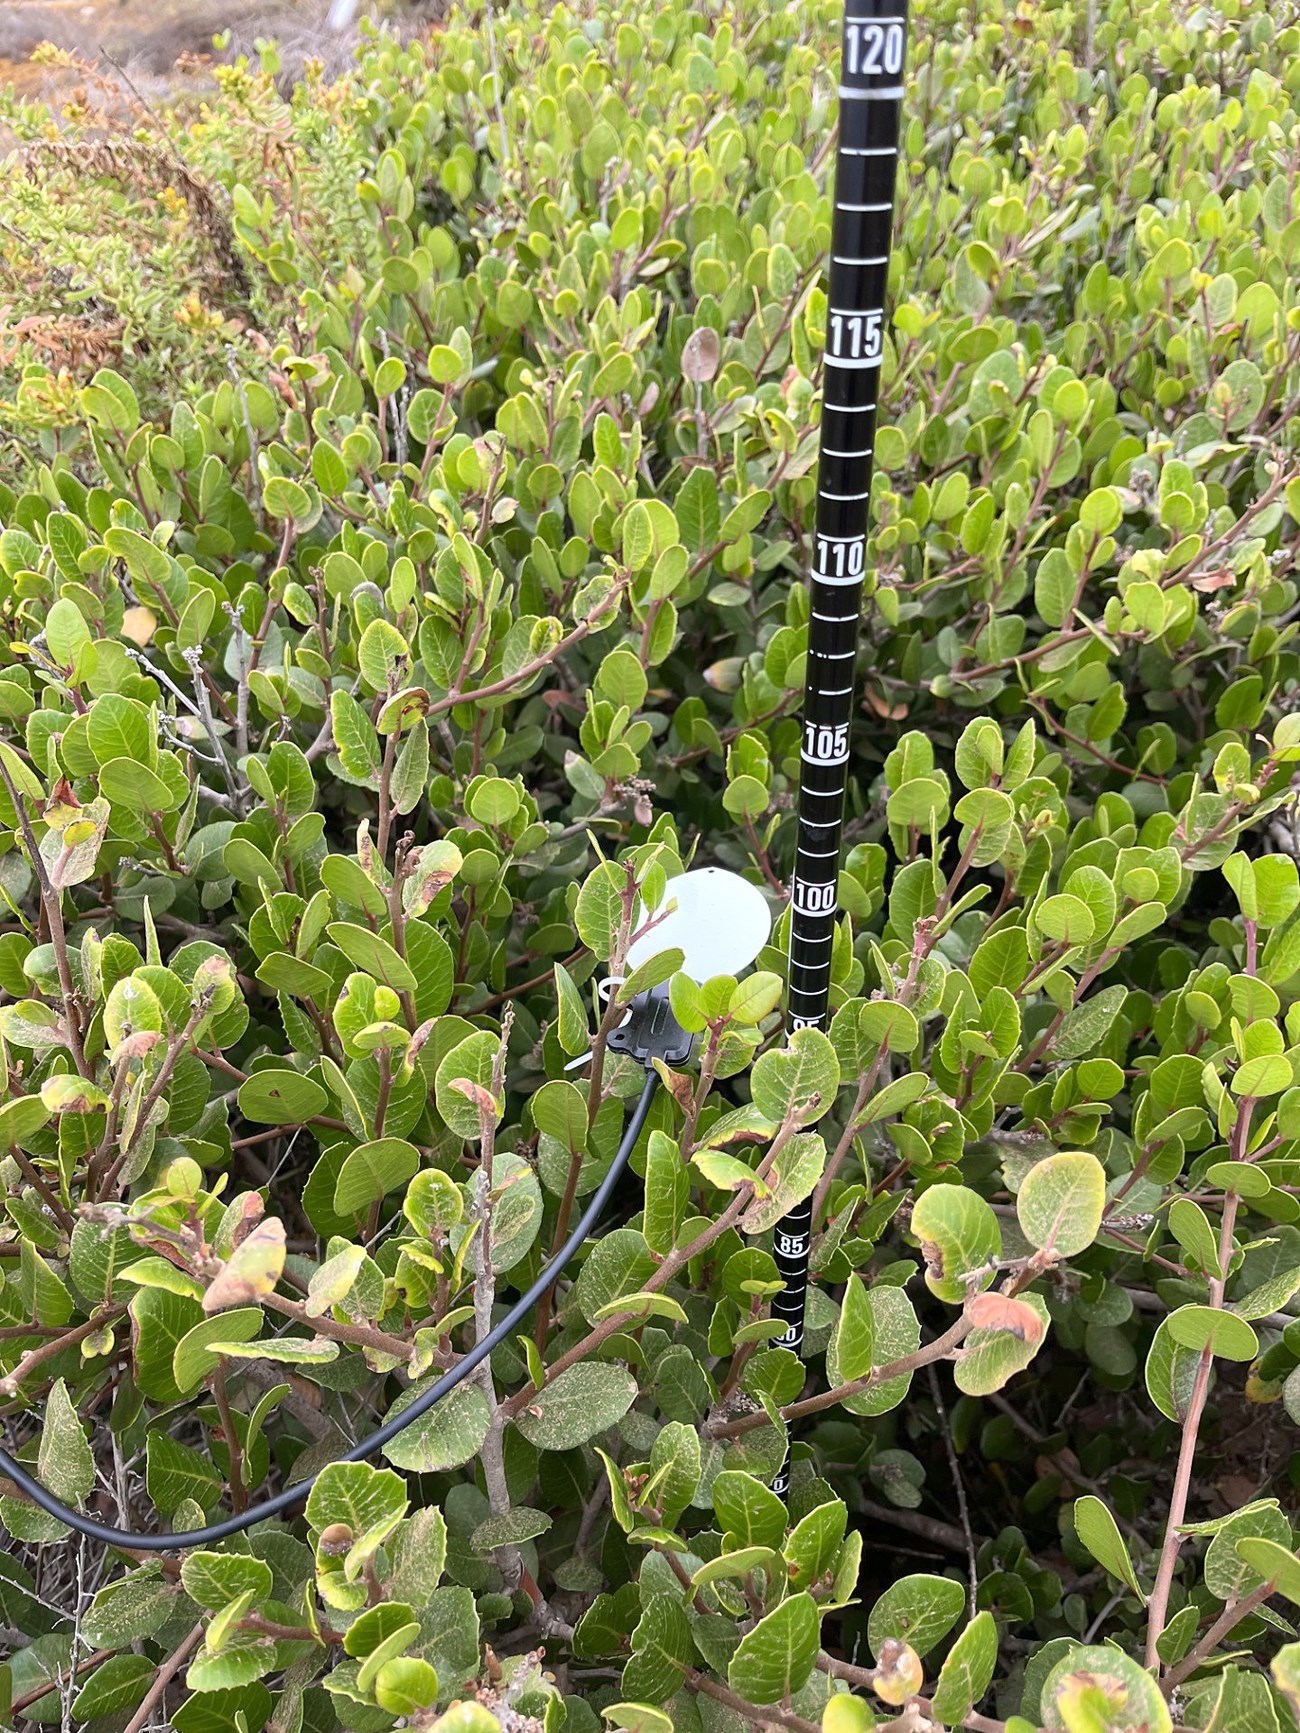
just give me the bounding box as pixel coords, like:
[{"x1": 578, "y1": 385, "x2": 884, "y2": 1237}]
[{"x1": 607, "y1": 981, "x2": 693, "y2": 1068}]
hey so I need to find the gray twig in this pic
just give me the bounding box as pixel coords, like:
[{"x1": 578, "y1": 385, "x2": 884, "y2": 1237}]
[
  {"x1": 484, "y1": 1, "x2": 510, "y2": 168},
  {"x1": 122, "y1": 647, "x2": 202, "y2": 718},
  {"x1": 227, "y1": 347, "x2": 263, "y2": 530},
  {"x1": 184, "y1": 647, "x2": 242, "y2": 810},
  {"x1": 927, "y1": 1363, "x2": 978, "y2": 1607},
  {"x1": 472, "y1": 1012, "x2": 523, "y2": 1591},
  {"x1": 226, "y1": 602, "x2": 251, "y2": 762}
]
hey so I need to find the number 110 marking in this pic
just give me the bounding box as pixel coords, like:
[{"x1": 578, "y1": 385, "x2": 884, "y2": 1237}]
[{"x1": 814, "y1": 535, "x2": 865, "y2": 583}]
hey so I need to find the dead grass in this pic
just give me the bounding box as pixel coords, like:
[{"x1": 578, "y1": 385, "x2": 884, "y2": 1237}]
[{"x1": 15, "y1": 133, "x2": 252, "y2": 299}]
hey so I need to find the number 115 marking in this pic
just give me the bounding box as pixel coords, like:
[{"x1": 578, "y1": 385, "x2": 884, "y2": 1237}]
[{"x1": 828, "y1": 309, "x2": 883, "y2": 363}]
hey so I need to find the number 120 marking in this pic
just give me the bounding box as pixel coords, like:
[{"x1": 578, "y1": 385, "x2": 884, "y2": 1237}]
[{"x1": 844, "y1": 21, "x2": 904, "y2": 75}]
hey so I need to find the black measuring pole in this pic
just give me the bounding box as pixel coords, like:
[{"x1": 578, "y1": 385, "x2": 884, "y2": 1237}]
[{"x1": 771, "y1": 0, "x2": 909, "y2": 1496}]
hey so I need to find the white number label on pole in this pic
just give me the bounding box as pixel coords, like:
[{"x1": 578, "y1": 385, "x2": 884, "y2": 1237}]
[
  {"x1": 813, "y1": 534, "x2": 866, "y2": 584},
  {"x1": 844, "y1": 21, "x2": 905, "y2": 76},
  {"x1": 802, "y1": 721, "x2": 850, "y2": 766},
  {"x1": 792, "y1": 877, "x2": 839, "y2": 915},
  {"x1": 827, "y1": 308, "x2": 883, "y2": 364}
]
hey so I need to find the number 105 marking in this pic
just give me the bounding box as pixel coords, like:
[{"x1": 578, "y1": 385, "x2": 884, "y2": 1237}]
[
  {"x1": 802, "y1": 721, "x2": 849, "y2": 765},
  {"x1": 844, "y1": 21, "x2": 904, "y2": 75}
]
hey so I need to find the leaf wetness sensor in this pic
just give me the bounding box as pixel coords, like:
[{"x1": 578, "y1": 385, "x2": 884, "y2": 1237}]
[
  {"x1": 0, "y1": 873, "x2": 776, "y2": 1548},
  {"x1": 625, "y1": 867, "x2": 773, "y2": 983}
]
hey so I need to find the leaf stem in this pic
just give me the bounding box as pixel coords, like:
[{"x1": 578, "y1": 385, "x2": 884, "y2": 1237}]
[
  {"x1": 427, "y1": 573, "x2": 630, "y2": 719},
  {"x1": 1162, "y1": 1578, "x2": 1275, "y2": 1692},
  {"x1": 261, "y1": 1292, "x2": 412, "y2": 1364},
  {"x1": 210, "y1": 1355, "x2": 247, "y2": 1514},
  {"x1": 708, "y1": 1310, "x2": 974, "y2": 1441},
  {"x1": 120, "y1": 1623, "x2": 204, "y2": 1733},
  {"x1": 1144, "y1": 1096, "x2": 1249, "y2": 1668},
  {"x1": 8, "y1": 1650, "x2": 115, "y2": 1715},
  {"x1": 679, "y1": 1666, "x2": 820, "y2": 1733},
  {"x1": 0, "y1": 1304, "x2": 125, "y2": 1399},
  {"x1": 0, "y1": 754, "x2": 89, "y2": 1078},
  {"x1": 506, "y1": 1117, "x2": 800, "y2": 1415}
]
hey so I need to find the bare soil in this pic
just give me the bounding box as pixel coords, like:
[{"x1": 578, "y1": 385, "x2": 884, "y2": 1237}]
[{"x1": 0, "y1": 0, "x2": 424, "y2": 100}]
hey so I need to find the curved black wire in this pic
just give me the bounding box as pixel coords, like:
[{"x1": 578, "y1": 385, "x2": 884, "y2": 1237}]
[{"x1": 0, "y1": 1072, "x2": 659, "y2": 1551}]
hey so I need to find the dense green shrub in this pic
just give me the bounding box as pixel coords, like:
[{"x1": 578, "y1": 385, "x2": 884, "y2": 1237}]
[{"x1": 6, "y1": 0, "x2": 1300, "y2": 1729}]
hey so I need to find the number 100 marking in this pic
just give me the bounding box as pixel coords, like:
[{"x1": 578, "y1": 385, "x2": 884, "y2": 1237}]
[{"x1": 793, "y1": 877, "x2": 839, "y2": 915}]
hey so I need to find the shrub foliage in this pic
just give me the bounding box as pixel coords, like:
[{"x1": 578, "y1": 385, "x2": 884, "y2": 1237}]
[{"x1": 4, "y1": 0, "x2": 1300, "y2": 1730}]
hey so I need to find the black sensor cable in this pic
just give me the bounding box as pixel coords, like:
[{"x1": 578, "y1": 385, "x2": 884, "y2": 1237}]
[{"x1": 0, "y1": 1070, "x2": 659, "y2": 1551}]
